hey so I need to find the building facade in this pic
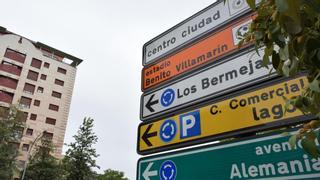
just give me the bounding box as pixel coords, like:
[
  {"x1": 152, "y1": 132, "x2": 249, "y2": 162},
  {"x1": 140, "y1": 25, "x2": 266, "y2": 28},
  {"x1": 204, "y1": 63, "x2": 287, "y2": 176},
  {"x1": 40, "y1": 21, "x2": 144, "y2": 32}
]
[{"x1": 0, "y1": 26, "x2": 82, "y2": 167}]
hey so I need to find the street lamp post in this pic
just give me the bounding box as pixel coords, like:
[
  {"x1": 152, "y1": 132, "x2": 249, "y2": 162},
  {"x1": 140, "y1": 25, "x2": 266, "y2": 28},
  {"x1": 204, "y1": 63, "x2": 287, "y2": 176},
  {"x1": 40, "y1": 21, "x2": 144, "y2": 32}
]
[{"x1": 21, "y1": 130, "x2": 46, "y2": 180}]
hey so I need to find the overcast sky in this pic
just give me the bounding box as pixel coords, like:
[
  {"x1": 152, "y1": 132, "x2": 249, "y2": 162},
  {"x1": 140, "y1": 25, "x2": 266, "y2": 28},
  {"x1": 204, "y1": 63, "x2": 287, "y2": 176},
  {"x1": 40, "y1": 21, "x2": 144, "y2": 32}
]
[{"x1": 1, "y1": 0, "x2": 215, "y2": 179}]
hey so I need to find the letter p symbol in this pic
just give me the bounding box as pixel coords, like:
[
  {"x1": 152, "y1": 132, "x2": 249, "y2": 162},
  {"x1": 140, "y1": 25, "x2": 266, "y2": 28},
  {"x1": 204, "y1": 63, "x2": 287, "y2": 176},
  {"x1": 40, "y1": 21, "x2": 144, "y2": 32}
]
[{"x1": 180, "y1": 111, "x2": 201, "y2": 139}]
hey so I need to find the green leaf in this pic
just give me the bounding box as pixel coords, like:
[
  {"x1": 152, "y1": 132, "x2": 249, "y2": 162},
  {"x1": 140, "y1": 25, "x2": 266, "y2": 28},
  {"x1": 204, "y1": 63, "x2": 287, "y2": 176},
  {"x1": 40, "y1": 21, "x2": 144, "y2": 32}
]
[
  {"x1": 270, "y1": 23, "x2": 280, "y2": 34},
  {"x1": 310, "y1": 79, "x2": 320, "y2": 92},
  {"x1": 285, "y1": 0, "x2": 301, "y2": 23},
  {"x1": 254, "y1": 44, "x2": 261, "y2": 56},
  {"x1": 254, "y1": 31, "x2": 264, "y2": 40},
  {"x1": 281, "y1": 131, "x2": 290, "y2": 136},
  {"x1": 283, "y1": 98, "x2": 294, "y2": 115},
  {"x1": 237, "y1": 39, "x2": 244, "y2": 47},
  {"x1": 282, "y1": 59, "x2": 290, "y2": 77},
  {"x1": 306, "y1": 38, "x2": 320, "y2": 54},
  {"x1": 272, "y1": 51, "x2": 280, "y2": 69},
  {"x1": 289, "y1": 134, "x2": 297, "y2": 149},
  {"x1": 304, "y1": 0, "x2": 320, "y2": 13},
  {"x1": 294, "y1": 96, "x2": 303, "y2": 108},
  {"x1": 262, "y1": 54, "x2": 270, "y2": 68},
  {"x1": 284, "y1": 19, "x2": 302, "y2": 35},
  {"x1": 277, "y1": 34, "x2": 286, "y2": 43},
  {"x1": 302, "y1": 96, "x2": 312, "y2": 107},
  {"x1": 310, "y1": 73, "x2": 320, "y2": 92},
  {"x1": 265, "y1": 45, "x2": 274, "y2": 56},
  {"x1": 275, "y1": 0, "x2": 289, "y2": 13},
  {"x1": 306, "y1": 131, "x2": 317, "y2": 141},
  {"x1": 289, "y1": 57, "x2": 299, "y2": 76},
  {"x1": 246, "y1": 0, "x2": 256, "y2": 10},
  {"x1": 272, "y1": 33, "x2": 286, "y2": 48},
  {"x1": 301, "y1": 134, "x2": 320, "y2": 159},
  {"x1": 279, "y1": 46, "x2": 289, "y2": 61},
  {"x1": 317, "y1": 50, "x2": 320, "y2": 64}
]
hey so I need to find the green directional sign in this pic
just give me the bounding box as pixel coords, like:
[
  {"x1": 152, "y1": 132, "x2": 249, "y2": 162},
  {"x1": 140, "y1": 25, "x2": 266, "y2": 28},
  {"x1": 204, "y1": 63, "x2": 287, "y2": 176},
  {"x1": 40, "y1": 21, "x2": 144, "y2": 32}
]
[{"x1": 137, "y1": 130, "x2": 320, "y2": 180}]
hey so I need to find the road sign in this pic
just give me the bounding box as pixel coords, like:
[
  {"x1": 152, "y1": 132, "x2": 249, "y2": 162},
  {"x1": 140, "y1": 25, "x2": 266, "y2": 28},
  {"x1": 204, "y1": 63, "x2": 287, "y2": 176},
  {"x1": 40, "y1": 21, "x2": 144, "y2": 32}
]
[
  {"x1": 143, "y1": 0, "x2": 255, "y2": 66},
  {"x1": 138, "y1": 76, "x2": 314, "y2": 155},
  {"x1": 142, "y1": 15, "x2": 253, "y2": 91},
  {"x1": 137, "y1": 130, "x2": 320, "y2": 180},
  {"x1": 141, "y1": 47, "x2": 277, "y2": 121}
]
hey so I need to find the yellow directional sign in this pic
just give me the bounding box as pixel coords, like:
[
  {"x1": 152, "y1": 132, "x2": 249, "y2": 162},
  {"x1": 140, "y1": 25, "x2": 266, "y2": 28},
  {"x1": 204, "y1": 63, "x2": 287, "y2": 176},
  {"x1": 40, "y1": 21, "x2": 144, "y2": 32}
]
[{"x1": 137, "y1": 76, "x2": 314, "y2": 155}]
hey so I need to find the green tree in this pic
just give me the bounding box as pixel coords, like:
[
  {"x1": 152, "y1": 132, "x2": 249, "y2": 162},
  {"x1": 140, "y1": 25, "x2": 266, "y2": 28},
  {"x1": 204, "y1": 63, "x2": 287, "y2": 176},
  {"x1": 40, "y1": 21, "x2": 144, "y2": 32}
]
[
  {"x1": 63, "y1": 117, "x2": 99, "y2": 180},
  {"x1": 97, "y1": 169, "x2": 129, "y2": 180},
  {"x1": 24, "y1": 135, "x2": 62, "y2": 180},
  {"x1": 0, "y1": 105, "x2": 25, "y2": 179},
  {"x1": 240, "y1": 0, "x2": 320, "y2": 156}
]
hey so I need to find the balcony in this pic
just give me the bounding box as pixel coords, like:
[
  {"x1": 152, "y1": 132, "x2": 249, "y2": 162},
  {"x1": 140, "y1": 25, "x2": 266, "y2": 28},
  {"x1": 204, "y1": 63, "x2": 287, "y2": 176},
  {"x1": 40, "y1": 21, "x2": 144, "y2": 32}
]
[
  {"x1": 0, "y1": 76, "x2": 18, "y2": 90},
  {"x1": 0, "y1": 91, "x2": 13, "y2": 104},
  {"x1": 0, "y1": 64, "x2": 21, "y2": 76},
  {"x1": 4, "y1": 49, "x2": 26, "y2": 64}
]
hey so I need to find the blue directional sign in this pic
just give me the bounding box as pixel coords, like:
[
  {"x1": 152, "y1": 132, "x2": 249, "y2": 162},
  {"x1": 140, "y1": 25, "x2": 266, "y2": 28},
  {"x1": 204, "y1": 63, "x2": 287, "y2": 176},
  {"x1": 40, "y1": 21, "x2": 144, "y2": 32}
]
[
  {"x1": 160, "y1": 120, "x2": 177, "y2": 142},
  {"x1": 160, "y1": 160, "x2": 177, "y2": 180},
  {"x1": 179, "y1": 111, "x2": 201, "y2": 139},
  {"x1": 160, "y1": 89, "x2": 175, "y2": 107}
]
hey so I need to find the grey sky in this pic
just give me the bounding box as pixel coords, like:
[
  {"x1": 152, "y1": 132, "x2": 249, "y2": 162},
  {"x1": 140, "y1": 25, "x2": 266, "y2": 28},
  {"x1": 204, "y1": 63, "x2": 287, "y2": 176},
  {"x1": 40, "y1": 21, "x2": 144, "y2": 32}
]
[{"x1": 1, "y1": 0, "x2": 215, "y2": 179}]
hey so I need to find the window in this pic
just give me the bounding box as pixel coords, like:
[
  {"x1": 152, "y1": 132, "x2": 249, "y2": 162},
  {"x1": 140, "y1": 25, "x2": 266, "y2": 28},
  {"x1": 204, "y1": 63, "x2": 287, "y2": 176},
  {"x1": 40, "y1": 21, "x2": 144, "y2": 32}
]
[
  {"x1": 0, "y1": 106, "x2": 9, "y2": 118},
  {"x1": 37, "y1": 87, "x2": 44, "y2": 93},
  {"x1": 45, "y1": 117, "x2": 56, "y2": 125},
  {"x1": 10, "y1": 142, "x2": 20, "y2": 150},
  {"x1": 34, "y1": 100, "x2": 40, "y2": 106},
  {"x1": 20, "y1": 112, "x2": 28, "y2": 122},
  {"x1": 57, "y1": 67, "x2": 67, "y2": 74},
  {"x1": 30, "y1": 113, "x2": 37, "y2": 120},
  {"x1": 44, "y1": 62, "x2": 50, "y2": 68},
  {"x1": 52, "y1": 91, "x2": 62, "y2": 98},
  {"x1": 19, "y1": 97, "x2": 32, "y2": 109},
  {"x1": 23, "y1": 83, "x2": 35, "y2": 95},
  {"x1": 13, "y1": 127, "x2": 24, "y2": 140},
  {"x1": 30, "y1": 58, "x2": 42, "y2": 69},
  {"x1": 27, "y1": 70, "x2": 39, "y2": 81},
  {"x1": 49, "y1": 104, "x2": 59, "y2": 111},
  {"x1": 26, "y1": 128, "x2": 33, "y2": 136},
  {"x1": 43, "y1": 132, "x2": 53, "y2": 140},
  {"x1": 54, "y1": 79, "x2": 64, "y2": 86},
  {"x1": 4, "y1": 48, "x2": 26, "y2": 63},
  {"x1": 22, "y1": 144, "x2": 29, "y2": 151},
  {"x1": 40, "y1": 74, "x2": 47, "y2": 80}
]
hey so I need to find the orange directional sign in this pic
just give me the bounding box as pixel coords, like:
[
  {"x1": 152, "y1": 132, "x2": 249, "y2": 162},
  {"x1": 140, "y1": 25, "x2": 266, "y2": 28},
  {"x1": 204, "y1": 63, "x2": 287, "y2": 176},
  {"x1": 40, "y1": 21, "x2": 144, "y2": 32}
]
[
  {"x1": 143, "y1": 0, "x2": 256, "y2": 66},
  {"x1": 142, "y1": 14, "x2": 254, "y2": 91},
  {"x1": 137, "y1": 76, "x2": 314, "y2": 155}
]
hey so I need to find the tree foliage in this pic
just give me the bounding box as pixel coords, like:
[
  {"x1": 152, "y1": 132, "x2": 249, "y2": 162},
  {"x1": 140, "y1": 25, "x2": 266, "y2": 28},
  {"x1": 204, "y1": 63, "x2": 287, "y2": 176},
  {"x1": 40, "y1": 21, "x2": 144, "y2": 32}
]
[
  {"x1": 97, "y1": 169, "x2": 129, "y2": 180},
  {"x1": 241, "y1": 0, "x2": 320, "y2": 156},
  {"x1": 0, "y1": 105, "x2": 25, "y2": 179},
  {"x1": 242, "y1": 0, "x2": 320, "y2": 115},
  {"x1": 24, "y1": 136, "x2": 62, "y2": 180},
  {"x1": 63, "y1": 117, "x2": 99, "y2": 180}
]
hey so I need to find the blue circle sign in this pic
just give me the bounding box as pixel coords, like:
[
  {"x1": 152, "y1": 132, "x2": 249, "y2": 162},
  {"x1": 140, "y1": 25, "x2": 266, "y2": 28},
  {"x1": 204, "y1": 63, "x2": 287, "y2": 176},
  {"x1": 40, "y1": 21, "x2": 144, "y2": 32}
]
[
  {"x1": 161, "y1": 89, "x2": 175, "y2": 107},
  {"x1": 160, "y1": 120, "x2": 177, "y2": 142},
  {"x1": 160, "y1": 160, "x2": 177, "y2": 180}
]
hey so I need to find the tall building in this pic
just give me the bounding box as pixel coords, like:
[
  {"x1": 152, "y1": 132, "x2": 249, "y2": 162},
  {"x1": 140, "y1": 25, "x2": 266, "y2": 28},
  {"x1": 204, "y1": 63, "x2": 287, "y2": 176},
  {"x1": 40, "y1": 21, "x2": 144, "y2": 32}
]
[{"x1": 0, "y1": 26, "x2": 82, "y2": 166}]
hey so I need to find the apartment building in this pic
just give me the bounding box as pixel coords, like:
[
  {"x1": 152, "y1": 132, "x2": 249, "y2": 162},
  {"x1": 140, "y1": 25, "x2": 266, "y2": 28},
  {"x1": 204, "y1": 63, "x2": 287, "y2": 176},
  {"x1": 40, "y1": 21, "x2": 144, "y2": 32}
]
[{"x1": 0, "y1": 26, "x2": 82, "y2": 167}]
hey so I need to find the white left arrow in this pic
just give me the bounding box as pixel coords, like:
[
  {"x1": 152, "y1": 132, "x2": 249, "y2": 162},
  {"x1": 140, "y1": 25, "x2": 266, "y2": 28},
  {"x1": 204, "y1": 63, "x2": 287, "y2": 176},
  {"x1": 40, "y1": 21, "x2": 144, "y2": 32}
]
[{"x1": 143, "y1": 162, "x2": 158, "y2": 180}]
